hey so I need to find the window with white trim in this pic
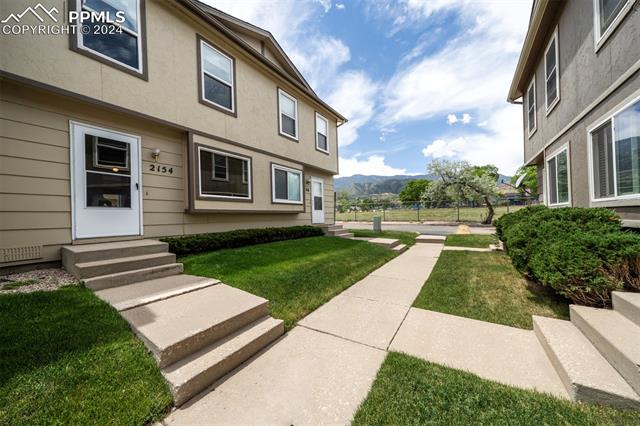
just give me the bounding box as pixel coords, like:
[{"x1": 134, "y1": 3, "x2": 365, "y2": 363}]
[
  {"x1": 590, "y1": 98, "x2": 640, "y2": 200},
  {"x1": 316, "y1": 113, "x2": 329, "y2": 152},
  {"x1": 200, "y1": 40, "x2": 235, "y2": 111},
  {"x1": 278, "y1": 89, "x2": 298, "y2": 139},
  {"x1": 198, "y1": 147, "x2": 250, "y2": 199},
  {"x1": 526, "y1": 77, "x2": 536, "y2": 136},
  {"x1": 76, "y1": 0, "x2": 143, "y2": 73},
  {"x1": 544, "y1": 29, "x2": 560, "y2": 113},
  {"x1": 594, "y1": 0, "x2": 632, "y2": 47},
  {"x1": 546, "y1": 148, "x2": 570, "y2": 205},
  {"x1": 272, "y1": 165, "x2": 302, "y2": 204}
]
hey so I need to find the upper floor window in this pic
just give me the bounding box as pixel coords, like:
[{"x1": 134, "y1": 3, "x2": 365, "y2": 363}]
[
  {"x1": 526, "y1": 76, "x2": 536, "y2": 136},
  {"x1": 272, "y1": 164, "x2": 302, "y2": 204},
  {"x1": 315, "y1": 113, "x2": 329, "y2": 153},
  {"x1": 198, "y1": 146, "x2": 250, "y2": 200},
  {"x1": 594, "y1": 0, "x2": 634, "y2": 49},
  {"x1": 544, "y1": 27, "x2": 560, "y2": 114},
  {"x1": 546, "y1": 147, "x2": 570, "y2": 206},
  {"x1": 75, "y1": 0, "x2": 144, "y2": 75},
  {"x1": 199, "y1": 39, "x2": 235, "y2": 113},
  {"x1": 278, "y1": 89, "x2": 298, "y2": 140},
  {"x1": 590, "y1": 98, "x2": 640, "y2": 201}
]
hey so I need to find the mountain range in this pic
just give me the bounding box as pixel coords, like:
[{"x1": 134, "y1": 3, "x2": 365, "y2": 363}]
[{"x1": 335, "y1": 174, "x2": 512, "y2": 197}]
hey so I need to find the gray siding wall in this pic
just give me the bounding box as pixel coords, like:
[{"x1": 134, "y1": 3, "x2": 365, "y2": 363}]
[{"x1": 524, "y1": 1, "x2": 640, "y2": 162}]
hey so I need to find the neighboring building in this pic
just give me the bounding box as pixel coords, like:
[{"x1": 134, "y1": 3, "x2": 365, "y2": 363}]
[
  {"x1": 508, "y1": 0, "x2": 639, "y2": 227},
  {"x1": 0, "y1": 0, "x2": 346, "y2": 268}
]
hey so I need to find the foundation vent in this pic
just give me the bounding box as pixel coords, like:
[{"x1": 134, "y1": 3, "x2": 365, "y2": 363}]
[{"x1": 1, "y1": 246, "x2": 42, "y2": 263}]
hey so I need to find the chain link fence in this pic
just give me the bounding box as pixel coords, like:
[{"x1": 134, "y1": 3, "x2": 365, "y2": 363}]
[{"x1": 336, "y1": 198, "x2": 539, "y2": 223}]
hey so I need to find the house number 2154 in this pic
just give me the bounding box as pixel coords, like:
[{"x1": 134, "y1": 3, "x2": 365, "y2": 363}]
[{"x1": 149, "y1": 164, "x2": 174, "y2": 174}]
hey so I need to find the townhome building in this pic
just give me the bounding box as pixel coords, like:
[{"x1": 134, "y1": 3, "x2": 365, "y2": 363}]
[
  {"x1": 0, "y1": 0, "x2": 346, "y2": 268},
  {"x1": 508, "y1": 0, "x2": 639, "y2": 227}
]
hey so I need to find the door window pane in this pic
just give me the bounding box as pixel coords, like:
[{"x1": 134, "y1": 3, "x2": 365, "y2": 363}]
[
  {"x1": 614, "y1": 100, "x2": 640, "y2": 196},
  {"x1": 86, "y1": 172, "x2": 131, "y2": 207}
]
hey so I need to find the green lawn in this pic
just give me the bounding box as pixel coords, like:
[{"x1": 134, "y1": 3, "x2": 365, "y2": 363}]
[
  {"x1": 413, "y1": 251, "x2": 569, "y2": 329},
  {"x1": 348, "y1": 229, "x2": 418, "y2": 246},
  {"x1": 445, "y1": 234, "x2": 497, "y2": 248},
  {"x1": 181, "y1": 236, "x2": 396, "y2": 329},
  {"x1": 0, "y1": 279, "x2": 37, "y2": 290},
  {"x1": 337, "y1": 205, "x2": 524, "y2": 223},
  {"x1": 354, "y1": 352, "x2": 640, "y2": 426},
  {"x1": 0, "y1": 286, "x2": 172, "y2": 425}
]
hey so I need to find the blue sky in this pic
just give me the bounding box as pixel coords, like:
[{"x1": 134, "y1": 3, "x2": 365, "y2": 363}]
[{"x1": 203, "y1": 0, "x2": 533, "y2": 176}]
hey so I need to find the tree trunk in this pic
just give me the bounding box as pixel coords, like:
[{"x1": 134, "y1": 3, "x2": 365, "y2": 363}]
[{"x1": 483, "y1": 196, "x2": 494, "y2": 224}]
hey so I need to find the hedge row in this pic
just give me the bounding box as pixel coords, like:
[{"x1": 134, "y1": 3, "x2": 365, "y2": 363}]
[
  {"x1": 161, "y1": 226, "x2": 324, "y2": 256},
  {"x1": 495, "y1": 206, "x2": 640, "y2": 307}
]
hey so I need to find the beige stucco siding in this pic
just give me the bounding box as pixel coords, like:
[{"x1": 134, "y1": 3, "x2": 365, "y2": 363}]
[
  {"x1": 0, "y1": 0, "x2": 339, "y2": 174},
  {"x1": 1, "y1": 81, "x2": 334, "y2": 267}
]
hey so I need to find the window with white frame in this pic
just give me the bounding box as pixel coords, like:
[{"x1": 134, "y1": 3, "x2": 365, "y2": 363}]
[
  {"x1": 526, "y1": 77, "x2": 536, "y2": 136},
  {"x1": 546, "y1": 148, "x2": 570, "y2": 205},
  {"x1": 272, "y1": 165, "x2": 302, "y2": 203},
  {"x1": 544, "y1": 28, "x2": 560, "y2": 113},
  {"x1": 278, "y1": 89, "x2": 298, "y2": 139},
  {"x1": 200, "y1": 40, "x2": 235, "y2": 112},
  {"x1": 76, "y1": 0, "x2": 143, "y2": 73},
  {"x1": 198, "y1": 147, "x2": 250, "y2": 199},
  {"x1": 594, "y1": 0, "x2": 633, "y2": 47},
  {"x1": 316, "y1": 113, "x2": 329, "y2": 152},
  {"x1": 590, "y1": 98, "x2": 640, "y2": 200}
]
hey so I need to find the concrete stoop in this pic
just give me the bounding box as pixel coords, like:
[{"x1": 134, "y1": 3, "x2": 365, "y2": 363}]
[
  {"x1": 319, "y1": 224, "x2": 407, "y2": 250},
  {"x1": 61, "y1": 240, "x2": 284, "y2": 407},
  {"x1": 532, "y1": 293, "x2": 640, "y2": 409}
]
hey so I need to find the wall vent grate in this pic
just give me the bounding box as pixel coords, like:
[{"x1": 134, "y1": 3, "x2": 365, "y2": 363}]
[{"x1": 1, "y1": 246, "x2": 42, "y2": 263}]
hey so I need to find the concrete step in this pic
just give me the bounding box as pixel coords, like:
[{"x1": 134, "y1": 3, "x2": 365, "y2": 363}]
[
  {"x1": 84, "y1": 263, "x2": 183, "y2": 291},
  {"x1": 416, "y1": 235, "x2": 446, "y2": 244},
  {"x1": 613, "y1": 292, "x2": 640, "y2": 327},
  {"x1": 163, "y1": 316, "x2": 284, "y2": 406},
  {"x1": 327, "y1": 224, "x2": 343, "y2": 231},
  {"x1": 368, "y1": 238, "x2": 400, "y2": 248},
  {"x1": 337, "y1": 232, "x2": 354, "y2": 239},
  {"x1": 122, "y1": 284, "x2": 269, "y2": 368},
  {"x1": 74, "y1": 252, "x2": 176, "y2": 279},
  {"x1": 570, "y1": 305, "x2": 640, "y2": 394},
  {"x1": 327, "y1": 229, "x2": 349, "y2": 236},
  {"x1": 94, "y1": 274, "x2": 219, "y2": 311},
  {"x1": 392, "y1": 243, "x2": 408, "y2": 254},
  {"x1": 533, "y1": 316, "x2": 640, "y2": 409},
  {"x1": 62, "y1": 240, "x2": 168, "y2": 276}
]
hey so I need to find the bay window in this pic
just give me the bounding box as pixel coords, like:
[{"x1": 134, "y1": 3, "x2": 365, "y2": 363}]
[
  {"x1": 198, "y1": 147, "x2": 250, "y2": 200},
  {"x1": 590, "y1": 98, "x2": 640, "y2": 201}
]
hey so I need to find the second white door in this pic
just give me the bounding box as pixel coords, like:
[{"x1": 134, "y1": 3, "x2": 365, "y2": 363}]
[{"x1": 311, "y1": 177, "x2": 324, "y2": 224}]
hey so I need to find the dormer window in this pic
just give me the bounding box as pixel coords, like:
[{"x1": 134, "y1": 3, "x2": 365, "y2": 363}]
[
  {"x1": 278, "y1": 89, "x2": 298, "y2": 140},
  {"x1": 73, "y1": 0, "x2": 145, "y2": 77},
  {"x1": 199, "y1": 38, "x2": 235, "y2": 114}
]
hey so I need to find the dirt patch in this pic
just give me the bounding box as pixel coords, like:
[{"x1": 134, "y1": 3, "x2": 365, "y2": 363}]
[{"x1": 0, "y1": 268, "x2": 78, "y2": 294}]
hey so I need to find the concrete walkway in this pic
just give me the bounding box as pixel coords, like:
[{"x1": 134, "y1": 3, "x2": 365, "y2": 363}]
[
  {"x1": 165, "y1": 241, "x2": 569, "y2": 424},
  {"x1": 164, "y1": 243, "x2": 442, "y2": 425}
]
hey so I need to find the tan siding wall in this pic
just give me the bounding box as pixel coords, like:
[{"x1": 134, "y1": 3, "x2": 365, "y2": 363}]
[
  {"x1": 0, "y1": 0, "x2": 339, "y2": 174},
  {"x1": 1, "y1": 83, "x2": 335, "y2": 267}
]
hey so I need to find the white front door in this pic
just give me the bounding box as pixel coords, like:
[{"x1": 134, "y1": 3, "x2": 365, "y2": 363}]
[
  {"x1": 71, "y1": 122, "x2": 142, "y2": 240},
  {"x1": 311, "y1": 177, "x2": 325, "y2": 224}
]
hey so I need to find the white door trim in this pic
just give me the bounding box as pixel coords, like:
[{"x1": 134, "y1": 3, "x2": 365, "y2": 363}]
[
  {"x1": 311, "y1": 177, "x2": 325, "y2": 224},
  {"x1": 69, "y1": 120, "x2": 143, "y2": 240}
]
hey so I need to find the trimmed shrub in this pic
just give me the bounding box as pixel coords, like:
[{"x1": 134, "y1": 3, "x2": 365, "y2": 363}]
[
  {"x1": 496, "y1": 206, "x2": 640, "y2": 307},
  {"x1": 161, "y1": 226, "x2": 324, "y2": 256}
]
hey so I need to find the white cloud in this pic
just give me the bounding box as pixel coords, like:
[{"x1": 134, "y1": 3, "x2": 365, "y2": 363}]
[
  {"x1": 461, "y1": 113, "x2": 471, "y2": 124},
  {"x1": 327, "y1": 71, "x2": 379, "y2": 146},
  {"x1": 422, "y1": 106, "x2": 523, "y2": 174},
  {"x1": 446, "y1": 113, "x2": 471, "y2": 125},
  {"x1": 338, "y1": 155, "x2": 408, "y2": 177},
  {"x1": 446, "y1": 114, "x2": 457, "y2": 125},
  {"x1": 336, "y1": 3, "x2": 346, "y2": 10},
  {"x1": 288, "y1": 36, "x2": 351, "y2": 95}
]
